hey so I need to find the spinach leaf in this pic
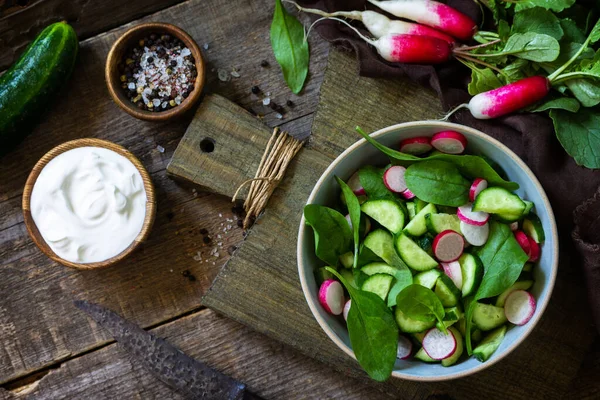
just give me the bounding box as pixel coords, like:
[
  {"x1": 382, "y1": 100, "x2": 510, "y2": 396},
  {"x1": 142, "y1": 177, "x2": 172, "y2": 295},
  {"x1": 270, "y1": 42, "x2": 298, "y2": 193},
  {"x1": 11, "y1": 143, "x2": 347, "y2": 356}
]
[
  {"x1": 513, "y1": 0, "x2": 575, "y2": 13},
  {"x1": 550, "y1": 108, "x2": 600, "y2": 169},
  {"x1": 357, "y1": 244, "x2": 383, "y2": 267},
  {"x1": 529, "y1": 96, "x2": 580, "y2": 113},
  {"x1": 356, "y1": 127, "x2": 519, "y2": 190},
  {"x1": 405, "y1": 160, "x2": 470, "y2": 207},
  {"x1": 364, "y1": 229, "x2": 411, "y2": 273},
  {"x1": 358, "y1": 165, "x2": 396, "y2": 201},
  {"x1": 396, "y1": 284, "x2": 446, "y2": 331},
  {"x1": 465, "y1": 222, "x2": 529, "y2": 353},
  {"x1": 468, "y1": 67, "x2": 503, "y2": 95},
  {"x1": 304, "y1": 205, "x2": 352, "y2": 266},
  {"x1": 512, "y1": 7, "x2": 564, "y2": 40},
  {"x1": 387, "y1": 269, "x2": 414, "y2": 308},
  {"x1": 336, "y1": 176, "x2": 361, "y2": 269},
  {"x1": 503, "y1": 32, "x2": 560, "y2": 62},
  {"x1": 326, "y1": 267, "x2": 398, "y2": 381},
  {"x1": 270, "y1": 0, "x2": 309, "y2": 94}
]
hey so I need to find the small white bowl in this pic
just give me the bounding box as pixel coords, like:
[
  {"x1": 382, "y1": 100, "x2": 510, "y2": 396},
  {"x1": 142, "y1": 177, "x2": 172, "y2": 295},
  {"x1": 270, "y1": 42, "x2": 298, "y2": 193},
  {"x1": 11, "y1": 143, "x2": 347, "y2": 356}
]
[{"x1": 297, "y1": 121, "x2": 558, "y2": 381}]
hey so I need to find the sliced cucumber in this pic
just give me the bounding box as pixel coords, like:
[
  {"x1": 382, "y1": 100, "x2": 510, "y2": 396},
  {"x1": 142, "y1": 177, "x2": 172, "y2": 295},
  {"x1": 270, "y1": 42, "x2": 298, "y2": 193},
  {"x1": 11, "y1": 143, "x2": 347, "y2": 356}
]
[
  {"x1": 425, "y1": 213, "x2": 461, "y2": 234},
  {"x1": 407, "y1": 202, "x2": 416, "y2": 220},
  {"x1": 315, "y1": 267, "x2": 335, "y2": 286},
  {"x1": 404, "y1": 203, "x2": 437, "y2": 236},
  {"x1": 435, "y1": 274, "x2": 461, "y2": 307},
  {"x1": 523, "y1": 200, "x2": 534, "y2": 215},
  {"x1": 361, "y1": 273, "x2": 394, "y2": 301},
  {"x1": 412, "y1": 331, "x2": 427, "y2": 343},
  {"x1": 473, "y1": 325, "x2": 507, "y2": 362},
  {"x1": 414, "y1": 269, "x2": 442, "y2": 289},
  {"x1": 472, "y1": 303, "x2": 507, "y2": 331},
  {"x1": 437, "y1": 306, "x2": 461, "y2": 330},
  {"x1": 494, "y1": 212, "x2": 523, "y2": 223},
  {"x1": 340, "y1": 269, "x2": 358, "y2": 289},
  {"x1": 339, "y1": 251, "x2": 354, "y2": 269},
  {"x1": 442, "y1": 327, "x2": 463, "y2": 367},
  {"x1": 473, "y1": 187, "x2": 526, "y2": 216},
  {"x1": 459, "y1": 253, "x2": 484, "y2": 297},
  {"x1": 522, "y1": 262, "x2": 533, "y2": 272},
  {"x1": 414, "y1": 234, "x2": 434, "y2": 257},
  {"x1": 395, "y1": 307, "x2": 435, "y2": 333},
  {"x1": 495, "y1": 280, "x2": 534, "y2": 307},
  {"x1": 361, "y1": 262, "x2": 398, "y2": 276},
  {"x1": 415, "y1": 347, "x2": 437, "y2": 363},
  {"x1": 395, "y1": 233, "x2": 439, "y2": 271},
  {"x1": 472, "y1": 329, "x2": 483, "y2": 343},
  {"x1": 522, "y1": 213, "x2": 545, "y2": 243},
  {"x1": 364, "y1": 229, "x2": 407, "y2": 269},
  {"x1": 361, "y1": 200, "x2": 405, "y2": 234},
  {"x1": 416, "y1": 199, "x2": 428, "y2": 213}
]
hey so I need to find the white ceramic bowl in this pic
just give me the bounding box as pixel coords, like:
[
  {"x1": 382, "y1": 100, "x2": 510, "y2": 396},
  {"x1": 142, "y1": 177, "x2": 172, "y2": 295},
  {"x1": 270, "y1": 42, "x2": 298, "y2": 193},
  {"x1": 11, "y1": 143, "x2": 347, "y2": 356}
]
[{"x1": 297, "y1": 121, "x2": 558, "y2": 381}]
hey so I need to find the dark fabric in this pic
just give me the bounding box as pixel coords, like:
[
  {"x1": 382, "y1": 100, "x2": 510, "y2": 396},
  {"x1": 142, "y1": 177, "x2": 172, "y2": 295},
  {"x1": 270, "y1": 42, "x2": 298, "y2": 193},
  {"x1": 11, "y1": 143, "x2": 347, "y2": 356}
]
[{"x1": 298, "y1": 0, "x2": 600, "y2": 331}]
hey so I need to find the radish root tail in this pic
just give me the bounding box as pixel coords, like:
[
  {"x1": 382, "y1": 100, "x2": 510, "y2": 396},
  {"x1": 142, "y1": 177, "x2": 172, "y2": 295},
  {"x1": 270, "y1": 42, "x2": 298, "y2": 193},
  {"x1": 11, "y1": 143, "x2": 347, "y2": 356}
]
[
  {"x1": 307, "y1": 17, "x2": 375, "y2": 45},
  {"x1": 440, "y1": 104, "x2": 470, "y2": 121}
]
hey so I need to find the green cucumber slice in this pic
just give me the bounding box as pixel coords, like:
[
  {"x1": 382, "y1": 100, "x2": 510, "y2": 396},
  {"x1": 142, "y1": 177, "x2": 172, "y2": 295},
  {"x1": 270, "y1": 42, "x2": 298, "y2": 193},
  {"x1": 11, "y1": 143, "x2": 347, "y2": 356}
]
[
  {"x1": 522, "y1": 213, "x2": 545, "y2": 243},
  {"x1": 339, "y1": 251, "x2": 354, "y2": 269},
  {"x1": 407, "y1": 202, "x2": 416, "y2": 220},
  {"x1": 472, "y1": 303, "x2": 507, "y2": 331},
  {"x1": 442, "y1": 327, "x2": 463, "y2": 367},
  {"x1": 473, "y1": 187, "x2": 526, "y2": 216},
  {"x1": 315, "y1": 267, "x2": 335, "y2": 286},
  {"x1": 361, "y1": 262, "x2": 398, "y2": 276},
  {"x1": 473, "y1": 325, "x2": 507, "y2": 362},
  {"x1": 395, "y1": 307, "x2": 435, "y2": 333},
  {"x1": 495, "y1": 280, "x2": 534, "y2": 307},
  {"x1": 425, "y1": 213, "x2": 461, "y2": 234},
  {"x1": 458, "y1": 253, "x2": 484, "y2": 297},
  {"x1": 523, "y1": 200, "x2": 534, "y2": 215},
  {"x1": 404, "y1": 203, "x2": 437, "y2": 236},
  {"x1": 414, "y1": 269, "x2": 442, "y2": 289},
  {"x1": 361, "y1": 199, "x2": 406, "y2": 234},
  {"x1": 395, "y1": 233, "x2": 439, "y2": 271},
  {"x1": 415, "y1": 347, "x2": 437, "y2": 363},
  {"x1": 361, "y1": 273, "x2": 394, "y2": 301},
  {"x1": 434, "y1": 274, "x2": 461, "y2": 307}
]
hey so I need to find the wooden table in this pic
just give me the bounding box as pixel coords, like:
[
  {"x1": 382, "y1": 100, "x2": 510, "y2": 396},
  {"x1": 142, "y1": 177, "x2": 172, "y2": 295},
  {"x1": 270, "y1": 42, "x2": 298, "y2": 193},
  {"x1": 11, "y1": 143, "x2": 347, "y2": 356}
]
[{"x1": 0, "y1": 1, "x2": 598, "y2": 399}]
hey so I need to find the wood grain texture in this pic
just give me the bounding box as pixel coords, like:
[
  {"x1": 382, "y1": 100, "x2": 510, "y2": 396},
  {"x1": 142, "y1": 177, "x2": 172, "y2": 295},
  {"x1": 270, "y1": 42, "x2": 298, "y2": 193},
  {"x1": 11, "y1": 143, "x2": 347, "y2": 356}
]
[
  {"x1": 0, "y1": 309, "x2": 393, "y2": 400},
  {"x1": 0, "y1": 0, "x2": 330, "y2": 385},
  {"x1": 202, "y1": 49, "x2": 597, "y2": 399}
]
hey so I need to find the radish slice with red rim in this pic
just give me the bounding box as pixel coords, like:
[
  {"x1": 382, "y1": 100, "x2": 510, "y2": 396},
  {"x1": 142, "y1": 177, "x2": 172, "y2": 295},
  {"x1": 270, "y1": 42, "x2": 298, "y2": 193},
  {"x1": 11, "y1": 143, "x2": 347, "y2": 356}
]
[
  {"x1": 402, "y1": 188, "x2": 416, "y2": 199},
  {"x1": 397, "y1": 335, "x2": 413, "y2": 359},
  {"x1": 527, "y1": 236, "x2": 540, "y2": 262},
  {"x1": 431, "y1": 131, "x2": 467, "y2": 154},
  {"x1": 469, "y1": 178, "x2": 488, "y2": 202},
  {"x1": 504, "y1": 290, "x2": 536, "y2": 325},
  {"x1": 343, "y1": 299, "x2": 351, "y2": 322},
  {"x1": 457, "y1": 203, "x2": 489, "y2": 226},
  {"x1": 442, "y1": 261, "x2": 463, "y2": 290},
  {"x1": 433, "y1": 230, "x2": 464, "y2": 262},
  {"x1": 460, "y1": 221, "x2": 489, "y2": 246},
  {"x1": 514, "y1": 230, "x2": 531, "y2": 256},
  {"x1": 423, "y1": 327, "x2": 457, "y2": 360},
  {"x1": 347, "y1": 171, "x2": 366, "y2": 196},
  {"x1": 383, "y1": 166, "x2": 408, "y2": 193},
  {"x1": 399, "y1": 137, "x2": 432, "y2": 155},
  {"x1": 319, "y1": 279, "x2": 345, "y2": 315}
]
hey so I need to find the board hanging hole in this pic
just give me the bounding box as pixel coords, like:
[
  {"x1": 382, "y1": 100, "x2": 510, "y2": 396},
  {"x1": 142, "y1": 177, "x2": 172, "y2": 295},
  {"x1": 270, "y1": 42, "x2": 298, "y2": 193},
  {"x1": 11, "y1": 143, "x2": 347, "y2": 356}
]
[{"x1": 200, "y1": 137, "x2": 215, "y2": 153}]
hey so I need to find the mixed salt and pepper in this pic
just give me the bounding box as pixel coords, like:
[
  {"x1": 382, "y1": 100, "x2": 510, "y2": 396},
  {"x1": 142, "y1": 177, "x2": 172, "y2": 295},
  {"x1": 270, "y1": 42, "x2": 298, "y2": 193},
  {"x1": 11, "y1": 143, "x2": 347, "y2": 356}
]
[{"x1": 119, "y1": 33, "x2": 197, "y2": 112}]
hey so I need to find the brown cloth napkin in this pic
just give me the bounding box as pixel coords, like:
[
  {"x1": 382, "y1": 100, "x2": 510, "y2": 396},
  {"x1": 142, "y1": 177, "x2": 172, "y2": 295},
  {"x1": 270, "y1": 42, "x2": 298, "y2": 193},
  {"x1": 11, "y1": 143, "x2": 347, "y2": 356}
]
[{"x1": 297, "y1": 0, "x2": 600, "y2": 332}]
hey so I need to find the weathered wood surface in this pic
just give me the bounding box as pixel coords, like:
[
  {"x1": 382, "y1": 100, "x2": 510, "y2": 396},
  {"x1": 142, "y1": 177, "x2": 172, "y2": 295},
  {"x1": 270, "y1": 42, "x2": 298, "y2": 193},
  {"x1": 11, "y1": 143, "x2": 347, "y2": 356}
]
[
  {"x1": 202, "y1": 49, "x2": 598, "y2": 399},
  {"x1": 0, "y1": 309, "x2": 392, "y2": 400},
  {"x1": 0, "y1": 0, "x2": 328, "y2": 388}
]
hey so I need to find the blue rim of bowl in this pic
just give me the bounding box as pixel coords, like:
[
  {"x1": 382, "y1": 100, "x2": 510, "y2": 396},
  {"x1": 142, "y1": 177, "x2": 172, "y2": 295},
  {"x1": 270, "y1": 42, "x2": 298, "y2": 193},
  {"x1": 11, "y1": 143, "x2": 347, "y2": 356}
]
[{"x1": 296, "y1": 120, "x2": 559, "y2": 382}]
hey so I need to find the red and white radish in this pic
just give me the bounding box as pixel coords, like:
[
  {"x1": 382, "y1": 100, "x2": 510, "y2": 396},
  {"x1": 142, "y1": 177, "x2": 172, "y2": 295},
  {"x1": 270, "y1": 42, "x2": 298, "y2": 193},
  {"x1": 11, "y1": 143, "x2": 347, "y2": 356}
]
[
  {"x1": 422, "y1": 327, "x2": 457, "y2": 360},
  {"x1": 442, "y1": 261, "x2": 463, "y2": 290},
  {"x1": 397, "y1": 335, "x2": 413, "y2": 359},
  {"x1": 433, "y1": 230, "x2": 464, "y2": 262},
  {"x1": 347, "y1": 171, "x2": 366, "y2": 196},
  {"x1": 469, "y1": 178, "x2": 487, "y2": 202},
  {"x1": 343, "y1": 299, "x2": 352, "y2": 322},
  {"x1": 509, "y1": 221, "x2": 519, "y2": 231},
  {"x1": 319, "y1": 279, "x2": 345, "y2": 315},
  {"x1": 457, "y1": 203, "x2": 489, "y2": 226},
  {"x1": 399, "y1": 136, "x2": 433, "y2": 155},
  {"x1": 527, "y1": 236, "x2": 540, "y2": 262},
  {"x1": 402, "y1": 188, "x2": 416, "y2": 200},
  {"x1": 504, "y1": 290, "x2": 536, "y2": 325},
  {"x1": 431, "y1": 131, "x2": 467, "y2": 154},
  {"x1": 286, "y1": 2, "x2": 455, "y2": 44},
  {"x1": 383, "y1": 166, "x2": 408, "y2": 193},
  {"x1": 460, "y1": 221, "x2": 489, "y2": 246},
  {"x1": 314, "y1": 17, "x2": 452, "y2": 64},
  {"x1": 367, "y1": 0, "x2": 477, "y2": 41},
  {"x1": 514, "y1": 230, "x2": 531, "y2": 256}
]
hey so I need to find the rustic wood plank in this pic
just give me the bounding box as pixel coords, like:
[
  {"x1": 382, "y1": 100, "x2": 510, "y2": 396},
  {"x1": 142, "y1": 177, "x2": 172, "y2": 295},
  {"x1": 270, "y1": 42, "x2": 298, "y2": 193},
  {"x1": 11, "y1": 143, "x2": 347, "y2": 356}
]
[
  {"x1": 0, "y1": 309, "x2": 393, "y2": 400},
  {"x1": 202, "y1": 49, "x2": 597, "y2": 399},
  {"x1": 0, "y1": 0, "x2": 331, "y2": 385},
  {"x1": 0, "y1": 0, "x2": 186, "y2": 70}
]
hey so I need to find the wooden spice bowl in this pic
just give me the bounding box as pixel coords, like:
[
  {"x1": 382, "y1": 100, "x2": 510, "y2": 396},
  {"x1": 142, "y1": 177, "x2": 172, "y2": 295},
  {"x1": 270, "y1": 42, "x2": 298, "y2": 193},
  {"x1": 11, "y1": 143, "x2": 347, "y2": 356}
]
[
  {"x1": 22, "y1": 138, "x2": 157, "y2": 270},
  {"x1": 105, "y1": 22, "x2": 205, "y2": 121}
]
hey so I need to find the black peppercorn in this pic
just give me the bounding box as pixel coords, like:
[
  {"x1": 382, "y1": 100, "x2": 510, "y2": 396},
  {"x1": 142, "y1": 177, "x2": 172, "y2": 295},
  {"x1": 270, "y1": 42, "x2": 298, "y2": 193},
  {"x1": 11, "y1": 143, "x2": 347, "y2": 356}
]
[
  {"x1": 286, "y1": 100, "x2": 294, "y2": 107},
  {"x1": 170, "y1": 60, "x2": 177, "y2": 67},
  {"x1": 147, "y1": 57, "x2": 154, "y2": 63},
  {"x1": 150, "y1": 33, "x2": 157, "y2": 40},
  {"x1": 251, "y1": 85, "x2": 260, "y2": 94},
  {"x1": 260, "y1": 60, "x2": 269, "y2": 67}
]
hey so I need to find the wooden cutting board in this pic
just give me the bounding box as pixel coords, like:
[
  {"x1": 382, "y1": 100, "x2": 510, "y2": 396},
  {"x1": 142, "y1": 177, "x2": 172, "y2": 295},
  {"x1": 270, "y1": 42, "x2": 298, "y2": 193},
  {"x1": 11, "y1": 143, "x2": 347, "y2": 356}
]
[{"x1": 168, "y1": 50, "x2": 596, "y2": 399}]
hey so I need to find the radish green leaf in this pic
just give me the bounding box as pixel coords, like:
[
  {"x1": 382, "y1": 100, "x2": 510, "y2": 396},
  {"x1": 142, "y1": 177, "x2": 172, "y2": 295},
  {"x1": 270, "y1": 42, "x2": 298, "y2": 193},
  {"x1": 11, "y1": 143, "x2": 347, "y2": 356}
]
[
  {"x1": 513, "y1": 0, "x2": 575, "y2": 13},
  {"x1": 512, "y1": 7, "x2": 564, "y2": 40},
  {"x1": 550, "y1": 108, "x2": 600, "y2": 168},
  {"x1": 503, "y1": 33, "x2": 560, "y2": 62}
]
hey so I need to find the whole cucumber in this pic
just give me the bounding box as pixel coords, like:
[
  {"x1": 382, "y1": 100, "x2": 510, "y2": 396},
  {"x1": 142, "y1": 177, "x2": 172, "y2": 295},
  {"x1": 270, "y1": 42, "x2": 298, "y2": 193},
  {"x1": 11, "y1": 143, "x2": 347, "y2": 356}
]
[{"x1": 0, "y1": 22, "x2": 78, "y2": 156}]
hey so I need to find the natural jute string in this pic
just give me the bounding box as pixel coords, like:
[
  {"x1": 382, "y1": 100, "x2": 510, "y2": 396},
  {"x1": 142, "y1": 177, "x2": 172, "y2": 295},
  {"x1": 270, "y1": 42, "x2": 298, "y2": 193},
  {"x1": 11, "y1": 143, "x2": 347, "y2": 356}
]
[{"x1": 232, "y1": 127, "x2": 304, "y2": 228}]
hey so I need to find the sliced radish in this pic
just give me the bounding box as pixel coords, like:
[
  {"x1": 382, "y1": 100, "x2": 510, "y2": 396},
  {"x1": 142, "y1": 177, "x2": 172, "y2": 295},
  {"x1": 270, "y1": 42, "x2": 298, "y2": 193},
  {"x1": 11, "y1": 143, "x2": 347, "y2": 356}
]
[
  {"x1": 441, "y1": 261, "x2": 463, "y2": 290},
  {"x1": 343, "y1": 299, "x2": 352, "y2": 322},
  {"x1": 399, "y1": 137, "x2": 432, "y2": 155},
  {"x1": 504, "y1": 290, "x2": 536, "y2": 325},
  {"x1": 460, "y1": 221, "x2": 489, "y2": 246},
  {"x1": 514, "y1": 230, "x2": 531, "y2": 256},
  {"x1": 431, "y1": 131, "x2": 467, "y2": 154},
  {"x1": 383, "y1": 166, "x2": 408, "y2": 193},
  {"x1": 397, "y1": 335, "x2": 413, "y2": 359},
  {"x1": 527, "y1": 236, "x2": 540, "y2": 262},
  {"x1": 402, "y1": 188, "x2": 416, "y2": 200},
  {"x1": 318, "y1": 279, "x2": 345, "y2": 315},
  {"x1": 469, "y1": 178, "x2": 488, "y2": 202},
  {"x1": 422, "y1": 327, "x2": 457, "y2": 360},
  {"x1": 509, "y1": 222, "x2": 519, "y2": 231},
  {"x1": 433, "y1": 230, "x2": 464, "y2": 262},
  {"x1": 347, "y1": 171, "x2": 366, "y2": 196},
  {"x1": 457, "y1": 203, "x2": 489, "y2": 226}
]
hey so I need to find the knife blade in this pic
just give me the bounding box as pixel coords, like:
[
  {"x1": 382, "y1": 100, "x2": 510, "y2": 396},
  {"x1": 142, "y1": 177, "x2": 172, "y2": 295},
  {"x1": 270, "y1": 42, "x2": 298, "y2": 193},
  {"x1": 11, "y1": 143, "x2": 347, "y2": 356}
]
[{"x1": 75, "y1": 300, "x2": 261, "y2": 400}]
